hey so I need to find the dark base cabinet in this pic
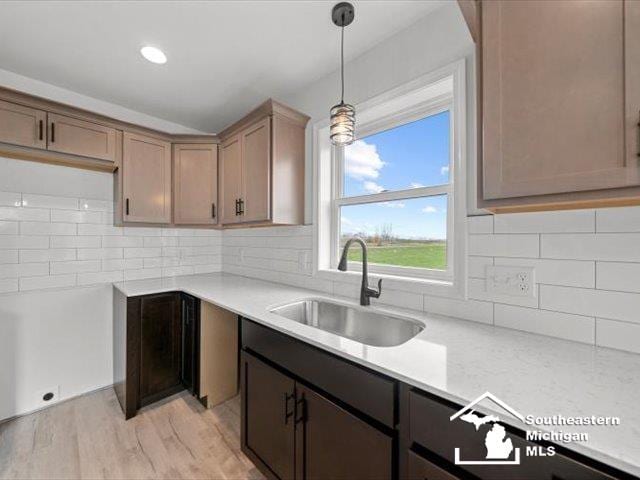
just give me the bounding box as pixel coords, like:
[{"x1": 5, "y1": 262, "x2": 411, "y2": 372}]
[
  {"x1": 240, "y1": 319, "x2": 393, "y2": 480},
  {"x1": 113, "y1": 289, "x2": 200, "y2": 419},
  {"x1": 241, "y1": 318, "x2": 637, "y2": 480}
]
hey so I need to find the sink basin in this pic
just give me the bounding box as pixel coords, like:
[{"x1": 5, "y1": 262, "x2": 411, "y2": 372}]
[{"x1": 269, "y1": 299, "x2": 424, "y2": 347}]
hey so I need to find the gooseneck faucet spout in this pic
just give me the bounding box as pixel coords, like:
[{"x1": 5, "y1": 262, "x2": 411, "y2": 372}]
[{"x1": 337, "y1": 237, "x2": 382, "y2": 306}]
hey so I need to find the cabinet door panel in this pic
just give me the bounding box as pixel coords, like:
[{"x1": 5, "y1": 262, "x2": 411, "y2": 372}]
[
  {"x1": 48, "y1": 113, "x2": 116, "y2": 161},
  {"x1": 626, "y1": 0, "x2": 640, "y2": 168},
  {"x1": 241, "y1": 117, "x2": 271, "y2": 223},
  {"x1": 407, "y1": 451, "x2": 460, "y2": 480},
  {"x1": 0, "y1": 100, "x2": 46, "y2": 149},
  {"x1": 297, "y1": 384, "x2": 392, "y2": 480},
  {"x1": 482, "y1": 0, "x2": 636, "y2": 200},
  {"x1": 220, "y1": 135, "x2": 243, "y2": 224},
  {"x1": 122, "y1": 132, "x2": 172, "y2": 223},
  {"x1": 173, "y1": 143, "x2": 218, "y2": 225},
  {"x1": 242, "y1": 352, "x2": 295, "y2": 480},
  {"x1": 139, "y1": 293, "x2": 182, "y2": 404}
]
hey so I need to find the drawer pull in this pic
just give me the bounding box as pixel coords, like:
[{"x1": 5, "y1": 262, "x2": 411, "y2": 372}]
[
  {"x1": 211, "y1": 203, "x2": 216, "y2": 219},
  {"x1": 50, "y1": 122, "x2": 55, "y2": 143},
  {"x1": 38, "y1": 120, "x2": 43, "y2": 141},
  {"x1": 125, "y1": 198, "x2": 130, "y2": 216}
]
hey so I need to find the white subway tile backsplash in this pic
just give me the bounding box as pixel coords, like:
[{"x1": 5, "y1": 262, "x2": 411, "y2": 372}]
[
  {"x1": 494, "y1": 304, "x2": 595, "y2": 344},
  {"x1": 51, "y1": 209, "x2": 103, "y2": 224},
  {"x1": 123, "y1": 227, "x2": 162, "y2": 237},
  {"x1": 51, "y1": 260, "x2": 101, "y2": 274},
  {"x1": 20, "y1": 274, "x2": 76, "y2": 291},
  {"x1": 78, "y1": 224, "x2": 123, "y2": 236},
  {"x1": 0, "y1": 250, "x2": 18, "y2": 264},
  {"x1": 143, "y1": 258, "x2": 163, "y2": 268},
  {"x1": 469, "y1": 234, "x2": 539, "y2": 258},
  {"x1": 596, "y1": 318, "x2": 640, "y2": 354},
  {"x1": 22, "y1": 193, "x2": 78, "y2": 210},
  {"x1": 77, "y1": 248, "x2": 123, "y2": 260},
  {"x1": 162, "y1": 266, "x2": 195, "y2": 277},
  {"x1": 193, "y1": 264, "x2": 222, "y2": 274},
  {"x1": 541, "y1": 233, "x2": 640, "y2": 262},
  {"x1": 50, "y1": 236, "x2": 101, "y2": 248},
  {"x1": 20, "y1": 222, "x2": 76, "y2": 236},
  {"x1": 0, "y1": 262, "x2": 49, "y2": 279},
  {"x1": 123, "y1": 268, "x2": 163, "y2": 281},
  {"x1": 102, "y1": 236, "x2": 143, "y2": 248},
  {"x1": 20, "y1": 249, "x2": 75, "y2": 262},
  {"x1": 0, "y1": 278, "x2": 18, "y2": 293},
  {"x1": 0, "y1": 207, "x2": 49, "y2": 222},
  {"x1": 78, "y1": 198, "x2": 113, "y2": 212},
  {"x1": 143, "y1": 236, "x2": 178, "y2": 247},
  {"x1": 0, "y1": 236, "x2": 49, "y2": 249},
  {"x1": 0, "y1": 192, "x2": 21, "y2": 207},
  {"x1": 103, "y1": 258, "x2": 144, "y2": 271},
  {"x1": 494, "y1": 210, "x2": 594, "y2": 234},
  {"x1": 123, "y1": 247, "x2": 162, "y2": 259},
  {"x1": 596, "y1": 262, "x2": 640, "y2": 294},
  {"x1": 540, "y1": 285, "x2": 640, "y2": 324},
  {"x1": 494, "y1": 257, "x2": 595, "y2": 288},
  {"x1": 468, "y1": 215, "x2": 493, "y2": 234},
  {"x1": 424, "y1": 296, "x2": 494, "y2": 324},
  {"x1": 0, "y1": 221, "x2": 19, "y2": 235},
  {"x1": 468, "y1": 256, "x2": 493, "y2": 278},
  {"x1": 596, "y1": 206, "x2": 640, "y2": 233}
]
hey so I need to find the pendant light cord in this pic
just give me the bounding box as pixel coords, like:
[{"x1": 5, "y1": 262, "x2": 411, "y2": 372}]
[{"x1": 340, "y1": 15, "x2": 345, "y2": 103}]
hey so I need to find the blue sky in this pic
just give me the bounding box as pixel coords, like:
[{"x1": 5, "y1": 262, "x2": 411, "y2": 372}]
[{"x1": 341, "y1": 111, "x2": 450, "y2": 240}]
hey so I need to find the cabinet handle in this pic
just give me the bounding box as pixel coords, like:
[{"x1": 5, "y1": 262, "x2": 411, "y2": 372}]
[
  {"x1": 235, "y1": 199, "x2": 239, "y2": 216},
  {"x1": 50, "y1": 122, "x2": 55, "y2": 143},
  {"x1": 239, "y1": 198, "x2": 244, "y2": 215},
  {"x1": 211, "y1": 203, "x2": 216, "y2": 219},
  {"x1": 294, "y1": 394, "x2": 306, "y2": 424},
  {"x1": 125, "y1": 198, "x2": 130, "y2": 216},
  {"x1": 38, "y1": 120, "x2": 43, "y2": 141},
  {"x1": 637, "y1": 111, "x2": 640, "y2": 158},
  {"x1": 284, "y1": 392, "x2": 295, "y2": 424}
]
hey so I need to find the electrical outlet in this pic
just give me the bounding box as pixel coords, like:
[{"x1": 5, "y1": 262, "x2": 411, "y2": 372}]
[
  {"x1": 35, "y1": 385, "x2": 60, "y2": 408},
  {"x1": 485, "y1": 265, "x2": 535, "y2": 298}
]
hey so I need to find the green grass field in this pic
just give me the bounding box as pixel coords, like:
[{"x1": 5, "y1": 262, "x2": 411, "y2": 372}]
[{"x1": 347, "y1": 242, "x2": 446, "y2": 270}]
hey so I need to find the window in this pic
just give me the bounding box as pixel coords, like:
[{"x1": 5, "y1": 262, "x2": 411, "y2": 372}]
[
  {"x1": 314, "y1": 60, "x2": 467, "y2": 296},
  {"x1": 336, "y1": 109, "x2": 452, "y2": 279}
]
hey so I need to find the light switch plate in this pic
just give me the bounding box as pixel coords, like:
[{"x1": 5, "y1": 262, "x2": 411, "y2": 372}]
[{"x1": 485, "y1": 265, "x2": 535, "y2": 298}]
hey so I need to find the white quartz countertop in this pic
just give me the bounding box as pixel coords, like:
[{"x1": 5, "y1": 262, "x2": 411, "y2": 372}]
[{"x1": 113, "y1": 273, "x2": 640, "y2": 477}]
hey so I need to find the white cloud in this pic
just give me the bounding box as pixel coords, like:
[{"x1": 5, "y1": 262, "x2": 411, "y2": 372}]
[
  {"x1": 363, "y1": 181, "x2": 385, "y2": 194},
  {"x1": 345, "y1": 140, "x2": 385, "y2": 180},
  {"x1": 422, "y1": 206, "x2": 438, "y2": 213},
  {"x1": 383, "y1": 202, "x2": 405, "y2": 208},
  {"x1": 409, "y1": 182, "x2": 425, "y2": 189},
  {"x1": 440, "y1": 166, "x2": 449, "y2": 176},
  {"x1": 341, "y1": 216, "x2": 353, "y2": 225}
]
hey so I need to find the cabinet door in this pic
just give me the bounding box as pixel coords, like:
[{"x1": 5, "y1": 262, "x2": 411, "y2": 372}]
[
  {"x1": 122, "y1": 132, "x2": 172, "y2": 223},
  {"x1": 626, "y1": 0, "x2": 640, "y2": 168},
  {"x1": 407, "y1": 451, "x2": 460, "y2": 480},
  {"x1": 47, "y1": 113, "x2": 116, "y2": 162},
  {"x1": 139, "y1": 293, "x2": 182, "y2": 405},
  {"x1": 173, "y1": 143, "x2": 218, "y2": 225},
  {"x1": 220, "y1": 135, "x2": 243, "y2": 224},
  {"x1": 241, "y1": 352, "x2": 295, "y2": 480},
  {"x1": 482, "y1": 0, "x2": 637, "y2": 200},
  {"x1": 296, "y1": 384, "x2": 392, "y2": 480},
  {"x1": 0, "y1": 100, "x2": 46, "y2": 149},
  {"x1": 241, "y1": 117, "x2": 271, "y2": 223}
]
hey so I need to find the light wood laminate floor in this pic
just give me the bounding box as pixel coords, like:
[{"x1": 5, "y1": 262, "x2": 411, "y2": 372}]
[{"x1": 0, "y1": 388, "x2": 264, "y2": 480}]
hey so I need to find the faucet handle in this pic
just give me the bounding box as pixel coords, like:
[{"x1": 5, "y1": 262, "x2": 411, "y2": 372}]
[{"x1": 368, "y1": 279, "x2": 382, "y2": 299}]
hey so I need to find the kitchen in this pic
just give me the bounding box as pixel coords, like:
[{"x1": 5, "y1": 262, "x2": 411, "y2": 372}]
[{"x1": 0, "y1": 1, "x2": 639, "y2": 479}]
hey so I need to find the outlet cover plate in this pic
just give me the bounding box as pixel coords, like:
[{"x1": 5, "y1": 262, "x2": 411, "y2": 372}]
[{"x1": 485, "y1": 265, "x2": 536, "y2": 298}]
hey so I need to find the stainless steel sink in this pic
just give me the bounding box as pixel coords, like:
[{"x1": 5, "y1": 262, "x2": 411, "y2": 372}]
[{"x1": 269, "y1": 299, "x2": 424, "y2": 347}]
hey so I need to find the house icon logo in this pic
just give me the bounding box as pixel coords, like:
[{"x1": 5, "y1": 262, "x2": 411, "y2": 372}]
[{"x1": 449, "y1": 392, "x2": 524, "y2": 465}]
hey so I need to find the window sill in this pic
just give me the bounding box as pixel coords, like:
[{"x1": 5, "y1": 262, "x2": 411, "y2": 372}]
[{"x1": 315, "y1": 268, "x2": 466, "y2": 300}]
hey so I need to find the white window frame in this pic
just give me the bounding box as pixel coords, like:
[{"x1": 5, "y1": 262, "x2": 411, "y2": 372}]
[{"x1": 313, "y1": 59, "x2": 467, "y2": 298}]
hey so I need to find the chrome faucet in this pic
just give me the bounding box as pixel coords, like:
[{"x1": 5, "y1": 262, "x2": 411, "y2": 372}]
[{"x1": 337, "y1": 237, "x2": 382, "y2": 306}]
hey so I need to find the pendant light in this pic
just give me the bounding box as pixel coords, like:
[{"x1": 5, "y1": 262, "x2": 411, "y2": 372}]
[{"x1": 330, "y1": 2, "x2": 356, "y2": 146}]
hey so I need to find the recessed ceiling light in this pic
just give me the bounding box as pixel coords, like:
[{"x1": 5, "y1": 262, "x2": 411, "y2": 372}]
[{"x1": 140, "y1": 46, "x2": 167, "y2": 64}]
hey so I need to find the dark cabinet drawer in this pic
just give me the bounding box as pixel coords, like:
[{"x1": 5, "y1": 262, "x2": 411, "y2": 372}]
[
  {"x1": 241, "y1": 318, "x2": 396, "y2": 428},
  {"x1": 408, "y1": 388, "x2": 621, "y2": 480},
  {"x1": 408, "y1": 450, "x2": 462, "y2": 480}
]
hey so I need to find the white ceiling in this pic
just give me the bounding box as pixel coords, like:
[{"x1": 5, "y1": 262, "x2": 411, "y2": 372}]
[{"x1": 0, "y1": 1, "x2": 447, "y2": 133}]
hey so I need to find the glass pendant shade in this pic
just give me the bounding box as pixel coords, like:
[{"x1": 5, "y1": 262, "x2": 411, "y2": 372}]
[{"x1": 330, "y1": 102, "x2": 356, "y2": 146}]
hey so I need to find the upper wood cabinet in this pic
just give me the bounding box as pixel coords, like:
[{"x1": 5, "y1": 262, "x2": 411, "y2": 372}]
[
  {"x1": 47, "y1": 113, "x2": 116, "y2": 162},
  {"x1": 219, "y1": 99, "x2": 309, "y2": 226},
  {"x1": 122, "y1": 132, "x2": 172, "y2": 224},
  {"x1": 0, "y1": 99, "x2": 46, "y2": 149},
  {"x1": 173, "y1": 143, "x2": 218, "y2": 225},
  {"x1": 469, "y1": 0, "x2": 640, "y2": 212}
]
